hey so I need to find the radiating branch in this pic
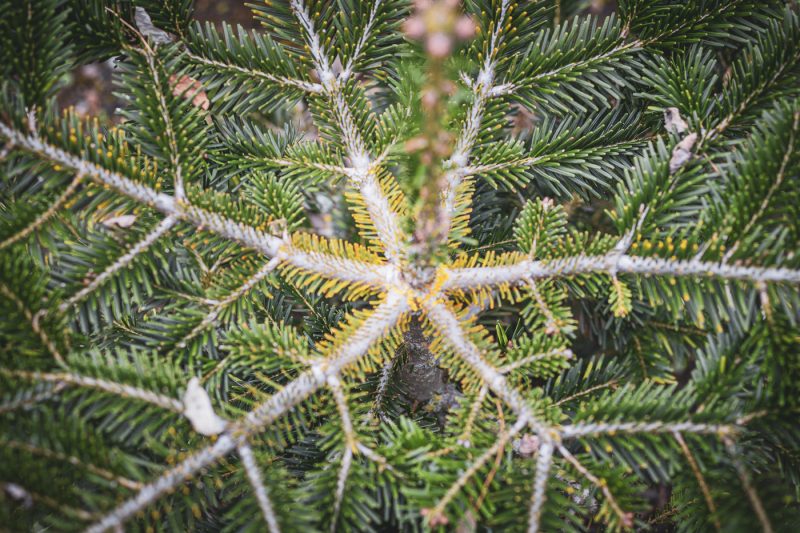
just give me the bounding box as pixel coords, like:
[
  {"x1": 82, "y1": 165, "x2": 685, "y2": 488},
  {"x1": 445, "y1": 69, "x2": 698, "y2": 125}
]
[
  {"x1": 443, "y1": 254, "x2": 800, "y2": 291},
  {"x1": 290, "y1": 0, "x2": 406, "y2": 263},
  {"x1": 238, "y1": 443, "x2": 281, "y2": 533},
  {"x1": 0, "y1": 383, "x2": 65, "y2": 414},
  {"x1": 527, "y1": 436, "x2": 555, "y2": 533},
  {"x1": 723, "y1": 436, "x2": 773, "y2": 533},
  {"x1": 139, "y1": 40, "x2": 186, "y2": 200},
  {"x1": 0, "y1": 124, "x2": 396, "y2": 291},
  {"x1": 185, "y1": 52, "x2": 324, "y2": 93},
  {"x1": 421, "y1": 300, "x2": 551, "y2": 436},
  {"x1": 499, "y1": 349, "x2": 574, "y2": 375},
  {"x1": 1, "y1": 439, "x2": 143, "y2": 491},
  {"x1": 340, "y1": 0, "x2": 384, "y2": 81},
  {"x1": 674, "y1": 432, "x2": 721, "y2": 532},
  {"x1": 440, "y1": 0, "x2": 512, "y2": 236},
  {"x1": 85, "y1": 293, "x2": 408, "y2": 531},
  {"x1": 177, "y1": 257, "x2": 281, "y2": 349}
]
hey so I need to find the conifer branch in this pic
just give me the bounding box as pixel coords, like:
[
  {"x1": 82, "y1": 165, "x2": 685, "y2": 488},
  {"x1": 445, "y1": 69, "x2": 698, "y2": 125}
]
[
  {"x1": 723, "y1": 436, "x2": 774, "y2": 533},
  {"x1": 527, "y1": 436, "x2": 554, "y2": 533},
  {"x1": 0, "y1": 124, "x2": 391, "y2": 290},
  {"x1": 184, "y1": 52, "x2": 324, "y2": 93},
  {"x1": 674, "y1": 432, "x2": 721, "y2": 532},
  {"x1": 421, "y1": 300, "x2": 550, "y2": 435},
  {"x1": 722, "y1": 108, "x2": 800, "y2": 262},
  {"x1": 456, "y1": 385, "x2": 488, "y2": 447},
  {"x1": 86, "y1": 294, "x2": 407, "y2": 531},
  {"x1": 1, "y1": 439, "x2": 143, "y2": 491},
  {"x1": 0, "y1": 482, "x2": 97, "y2": 522},
  {"x1": 556, "y1": 443, "x2": 633, "y2": 529},
  {"x1": 176, "y1": 257, "x2": 281, "y2": 349},
  {"x1": 340, "y1": 0, "x2": 384, "y2": 81},
  {"x1": 443, "y1": 254, "x2": 800, "y2": 291},
  {"x1": 0, "y1": 282, "x2": 65, "y2": 366},
  {"x1": 1, "y1": 369, "x2": 184, "y2": 412},
  {"x1": 0, "y1": 172, "x2": 83, "y2": 251},
  {"x1": 441, "y1": 0, "x2": 512, "y2": 235},
  {"x1": 498, "y1": 348, "x2": 574, "y2": 375},
  {"x1": 85, "y1": 434, "x2": 237, "y2": 533},
  {"x1": 0, "y1": 384, "x2": 65, "y2": 414},
  {"x1": 367, "y1": 358, "x2": 394, "y2": 420},
  {"x1": 238, "y1": 443, "x2": 281, "y2": 533},
  {"x1": 560, "y1": 421, "x2": 734, "y2": 439},
  {"x1": 427, "y1": 416, "x2": 527, "y2": 524},
  {"x1": 59, "y1": 215, "x2": 178, "y2": 312},
  {"x1": 290, "y1": 0, "x2": 406, "y2": 263},
  {"x1": 329, "y1": 374, "x2": 393, "y2": 472},
  {"x1": 331, "y1": 445, "x2": 353, "y2": 532},
  {"x1": 138, "y1": 40, "x2": 186, "y2": 200}
]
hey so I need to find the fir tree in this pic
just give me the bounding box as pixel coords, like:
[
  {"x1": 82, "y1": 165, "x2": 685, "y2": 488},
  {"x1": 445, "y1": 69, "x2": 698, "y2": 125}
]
[{"x1": 1, "y1": 0, "x2": 800, "y2": 531}]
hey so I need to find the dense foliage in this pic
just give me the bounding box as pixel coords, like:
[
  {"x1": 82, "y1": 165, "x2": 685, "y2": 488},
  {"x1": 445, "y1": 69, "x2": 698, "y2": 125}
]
[{"x1": 1, "y1": 0, "x2": 800, "y2": 531}]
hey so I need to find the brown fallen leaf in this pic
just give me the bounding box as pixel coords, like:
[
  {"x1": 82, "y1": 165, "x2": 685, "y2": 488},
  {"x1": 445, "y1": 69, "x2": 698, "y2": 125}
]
[{"x1": 169, "y1": 75, "x2": 210, "y2": 111}]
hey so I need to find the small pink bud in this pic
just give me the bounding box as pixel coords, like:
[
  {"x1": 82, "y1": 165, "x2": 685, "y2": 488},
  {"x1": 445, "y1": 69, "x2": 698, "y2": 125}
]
[
  {"x1": 455, "y1": 16, "x2": 476, "y2": 40},
  {"x1": 426, "y1": 32, "x2": 453, "y2": 58},
  {"x1": 422, "y1": 88, "x2": 439, "y2": 109},
  {"x1": 403, "y1": 16, "x2": 425, "y2": 39}
]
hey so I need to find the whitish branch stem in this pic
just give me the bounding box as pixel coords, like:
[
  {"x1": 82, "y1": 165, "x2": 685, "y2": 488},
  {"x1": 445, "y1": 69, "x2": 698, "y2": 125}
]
[
  {"x1": 560, "y1": 421, "x2": 734, "y2": 439},
  {"x1": 556, "y1": 443, "x2": 632, "y2": 528},
  {"x1": 367, "y1": 358, "x2": 394, "y2": 420},
  {"x1": 329, "y1": 374, "x2": 394, "y2": 471},
  {"x1": 527, "y1": 436, "x2": 555, "y2": 533},
  {"x1": 85, "y1": 434, "x2": 237, "y2": 533},
  {"x1": 238, "y1": 444, "x2": 281, "y2": 533},
  {"x1": 331, "y1": 446, "x2": 353, "y2": 533},
  {"x1": 2, "y1": 368, "x2": 183, "y2": 412},
  {"x1": 501, "y1": 40, "x2": 641, "y2": 98},
  {"x1": 266, "y1": 157, "x2": 353, "y2": 178},
  {"x1": 0, "y1": 125, "x2": 393, "y2": 290},
  {"x1": 0, "y1": 172, "x2": 83, "y2": 250},
  {"x1": 421, "y1": 300, "x2": 551, "y2": 436},
  {"x1": 86, "y1": 293, "x2": 407, "y2": 531},
  {"x1": 290, "y1": 0, "x2": 405, "y2": 263},
  {"x1": 60, "y1": 216, "x2": 178, "y2": 312},
  {"x1": 722, "y1": 109, "x2": 800, "y2": 262},
  {"x1": 457, "y1": 385, "x2": 488, "y2": 447},
  {"x1": 340, "y1": 0, "x2": 384, "y2": 81},
  {"x1": 443, "y1": 254, "x2": 800, "y2": 291},
  {"x1": 328, "y1": 375, "x2": 357, "y2": 452}
]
